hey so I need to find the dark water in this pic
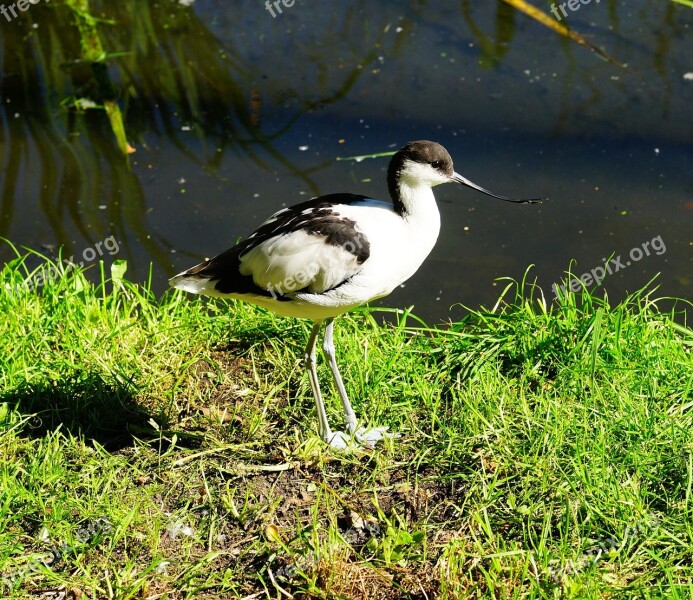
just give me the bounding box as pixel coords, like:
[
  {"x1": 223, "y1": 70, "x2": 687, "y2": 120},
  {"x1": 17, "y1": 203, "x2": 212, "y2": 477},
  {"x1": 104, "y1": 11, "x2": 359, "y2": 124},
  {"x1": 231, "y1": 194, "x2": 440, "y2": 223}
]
[{"x1": 1, "y1": 0, "x2": 691, "y2": 323}]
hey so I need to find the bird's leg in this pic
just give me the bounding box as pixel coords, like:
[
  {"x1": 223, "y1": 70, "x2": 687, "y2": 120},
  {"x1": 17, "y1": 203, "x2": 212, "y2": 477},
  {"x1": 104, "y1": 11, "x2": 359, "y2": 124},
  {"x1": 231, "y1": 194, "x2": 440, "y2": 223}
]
[
  {"x1": 322, "y1": 318, "x2": 358, "y2": 434},
  {"x1": 322, "y1": 318, "x2": 391, "y2": 448},
  {"x1": 304, "y1": 321, "x2": 334, "y2": 442}
]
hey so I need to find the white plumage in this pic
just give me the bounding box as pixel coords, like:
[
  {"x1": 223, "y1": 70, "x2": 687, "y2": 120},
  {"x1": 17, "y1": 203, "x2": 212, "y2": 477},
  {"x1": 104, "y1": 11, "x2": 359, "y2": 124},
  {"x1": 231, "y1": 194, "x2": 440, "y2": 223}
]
[{"x1": 170, "y1": 140, "x2": 543, "y2": 448}]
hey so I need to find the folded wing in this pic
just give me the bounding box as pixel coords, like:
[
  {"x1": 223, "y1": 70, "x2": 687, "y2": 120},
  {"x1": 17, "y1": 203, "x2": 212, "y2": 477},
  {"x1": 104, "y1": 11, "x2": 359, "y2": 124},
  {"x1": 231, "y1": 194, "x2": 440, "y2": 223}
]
[{"x1": 169, "y1": 194, "x2": 371, "y2": 299}]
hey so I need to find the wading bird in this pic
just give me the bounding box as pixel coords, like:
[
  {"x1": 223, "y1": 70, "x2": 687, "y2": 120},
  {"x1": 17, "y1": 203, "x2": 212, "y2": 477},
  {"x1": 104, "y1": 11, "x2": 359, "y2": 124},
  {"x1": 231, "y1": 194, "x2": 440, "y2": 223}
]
[{"x1": 170, "y1": 141, "x2": 543, "y2": 448}]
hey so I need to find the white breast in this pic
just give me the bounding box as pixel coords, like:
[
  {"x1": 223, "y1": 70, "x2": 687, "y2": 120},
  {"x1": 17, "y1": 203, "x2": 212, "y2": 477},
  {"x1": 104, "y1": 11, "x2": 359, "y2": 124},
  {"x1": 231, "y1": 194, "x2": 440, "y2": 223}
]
[{"x1": 308, "y1": 190, "x2": 442, "y2": 306}]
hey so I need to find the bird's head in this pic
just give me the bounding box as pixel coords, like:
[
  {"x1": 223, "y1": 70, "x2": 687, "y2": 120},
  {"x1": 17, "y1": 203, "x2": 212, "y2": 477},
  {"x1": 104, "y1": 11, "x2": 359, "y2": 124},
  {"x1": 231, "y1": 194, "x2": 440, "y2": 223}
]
[{"x1": 389, "y1": 140, "x2": 545, "y2": 205}]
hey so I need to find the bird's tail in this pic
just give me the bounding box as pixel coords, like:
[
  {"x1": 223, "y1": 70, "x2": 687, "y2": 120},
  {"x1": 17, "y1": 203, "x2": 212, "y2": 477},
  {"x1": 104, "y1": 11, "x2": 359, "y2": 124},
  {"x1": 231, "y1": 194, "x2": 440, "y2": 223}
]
[{"x1": 169, "y1": 261, "x2": 219, "y2": 295}]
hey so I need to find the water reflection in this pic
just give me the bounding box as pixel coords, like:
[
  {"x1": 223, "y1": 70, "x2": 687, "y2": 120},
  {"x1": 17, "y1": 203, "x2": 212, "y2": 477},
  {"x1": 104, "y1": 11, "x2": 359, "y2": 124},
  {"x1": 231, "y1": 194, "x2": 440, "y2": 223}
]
[
  {"x1": 0, "y1": 0, "x2": 394, "y2": 268},
  {"x1": 0, "y1": 0, "x2": 690, "y2": 320},
  {"x1": 461, "y1": 0, "x2": 516, "y2": 69}
]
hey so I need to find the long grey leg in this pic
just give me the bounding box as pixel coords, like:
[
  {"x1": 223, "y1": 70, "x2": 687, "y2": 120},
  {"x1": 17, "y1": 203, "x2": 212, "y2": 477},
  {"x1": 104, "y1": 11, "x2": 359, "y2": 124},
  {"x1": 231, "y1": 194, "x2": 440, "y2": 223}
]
[
  {"x1": 322, "y1": 318, "x2": 358, "y2": 434},
  {"x1": 305, "y1": 318, "x2": 394, "y2": 449},
  {"x1": 304, "y1": 320, "x2": 333, "y2": 442}
]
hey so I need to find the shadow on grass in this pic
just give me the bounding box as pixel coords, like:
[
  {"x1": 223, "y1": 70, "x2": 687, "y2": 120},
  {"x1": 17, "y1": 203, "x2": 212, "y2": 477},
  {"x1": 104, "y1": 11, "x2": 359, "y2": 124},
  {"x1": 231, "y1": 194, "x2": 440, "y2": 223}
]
[
  {"x1": 214, "y1": 320, "x2": 309, "y2": 355},
  {"x1": 1, "y1": 370, "x2": 156, "y2": 451}
]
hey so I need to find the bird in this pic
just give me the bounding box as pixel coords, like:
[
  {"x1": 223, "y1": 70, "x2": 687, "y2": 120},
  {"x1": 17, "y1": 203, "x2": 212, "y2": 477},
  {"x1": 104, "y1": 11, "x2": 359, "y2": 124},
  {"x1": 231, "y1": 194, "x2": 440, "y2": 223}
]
[{"x1": 170, "y1": 140, "x2": 544, "y2": 449}]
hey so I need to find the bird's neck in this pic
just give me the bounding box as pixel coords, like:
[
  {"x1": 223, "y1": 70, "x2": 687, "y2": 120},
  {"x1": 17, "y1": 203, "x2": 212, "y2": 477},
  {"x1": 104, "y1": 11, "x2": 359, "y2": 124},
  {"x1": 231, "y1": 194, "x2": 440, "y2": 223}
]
[
  {"x1": 391, "y1": 183, "x2": 442, "y2": 259},
  {"x1": 391, "y1": 181, "x2": 440, "y2": 221},
  {"x1": 386, "y1": 182, "x2": 442, "y2": 282}
]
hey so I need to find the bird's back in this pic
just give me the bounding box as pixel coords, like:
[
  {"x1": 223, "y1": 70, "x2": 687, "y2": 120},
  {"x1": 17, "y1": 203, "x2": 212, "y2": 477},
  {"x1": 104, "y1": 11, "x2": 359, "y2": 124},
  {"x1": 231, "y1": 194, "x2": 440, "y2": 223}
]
[{"x1": 170, "y1": 194, "x2": 402, "y2": 315}]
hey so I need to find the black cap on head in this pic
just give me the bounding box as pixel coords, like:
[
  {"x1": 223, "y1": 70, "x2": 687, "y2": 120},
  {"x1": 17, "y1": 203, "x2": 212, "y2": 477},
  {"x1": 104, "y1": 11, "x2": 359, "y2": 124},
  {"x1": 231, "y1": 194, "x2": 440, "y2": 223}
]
[
  {"x1": 387, "y1": 140, "x2": 454, "y2": 201},
  {"x1": 387, "y1": 140, "x2": 546, "y2": 211}
]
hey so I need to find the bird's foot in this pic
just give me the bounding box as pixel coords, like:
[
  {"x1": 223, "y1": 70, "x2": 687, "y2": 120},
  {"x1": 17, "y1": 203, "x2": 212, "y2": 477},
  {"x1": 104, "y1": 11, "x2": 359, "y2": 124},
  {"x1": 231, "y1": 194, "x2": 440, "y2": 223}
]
[
  {"x1": 355, "y1": 426, "x2": 394, "y2": 447},
  {"x1": 326, "y1": 427, "x2": 398, "y2": 450}
]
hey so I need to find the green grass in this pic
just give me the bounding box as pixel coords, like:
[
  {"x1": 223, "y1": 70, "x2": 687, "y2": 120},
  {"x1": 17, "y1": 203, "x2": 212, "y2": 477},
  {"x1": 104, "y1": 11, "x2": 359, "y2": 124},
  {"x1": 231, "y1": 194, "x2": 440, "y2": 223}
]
[{"x1": 1, "y1": 246, "x2": 692, "y2": 599}]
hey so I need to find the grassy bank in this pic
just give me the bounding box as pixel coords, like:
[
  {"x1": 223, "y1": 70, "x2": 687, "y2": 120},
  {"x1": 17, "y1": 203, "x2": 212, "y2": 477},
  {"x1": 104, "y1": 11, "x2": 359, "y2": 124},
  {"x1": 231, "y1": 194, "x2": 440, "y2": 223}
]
[{"x1": 1, "y1": 249, "x2": 692, "y2": 599}]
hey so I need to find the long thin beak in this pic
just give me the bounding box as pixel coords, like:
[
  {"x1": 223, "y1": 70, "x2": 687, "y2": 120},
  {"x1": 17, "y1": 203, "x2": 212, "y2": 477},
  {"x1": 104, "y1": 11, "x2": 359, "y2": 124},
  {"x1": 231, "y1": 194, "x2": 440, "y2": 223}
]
[{"x1": 451, "y1": 172, "x2": 545, "y2": 204}]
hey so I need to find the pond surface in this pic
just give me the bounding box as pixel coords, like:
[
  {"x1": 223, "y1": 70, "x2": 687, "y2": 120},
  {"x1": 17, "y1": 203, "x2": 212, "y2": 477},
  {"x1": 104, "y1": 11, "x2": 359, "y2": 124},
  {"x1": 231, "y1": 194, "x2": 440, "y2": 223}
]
[{"x1": 1, "y1": 0, "x2": 691, "y2": 322}]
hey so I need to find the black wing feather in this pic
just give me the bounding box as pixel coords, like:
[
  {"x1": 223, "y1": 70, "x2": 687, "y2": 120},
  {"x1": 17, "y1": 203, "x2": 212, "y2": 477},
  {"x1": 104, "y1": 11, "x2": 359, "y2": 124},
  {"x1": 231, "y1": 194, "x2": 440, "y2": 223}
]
[{"x1": 181, "y1": 194, "x2": 372, "y2": 297}]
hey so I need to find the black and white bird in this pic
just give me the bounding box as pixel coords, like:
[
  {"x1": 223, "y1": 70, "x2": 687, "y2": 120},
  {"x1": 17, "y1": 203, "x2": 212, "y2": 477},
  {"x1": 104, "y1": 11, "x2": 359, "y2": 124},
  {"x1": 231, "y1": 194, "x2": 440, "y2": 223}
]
[{"x1": 170, "y1": 140, "x2": 543, "y2": 449}]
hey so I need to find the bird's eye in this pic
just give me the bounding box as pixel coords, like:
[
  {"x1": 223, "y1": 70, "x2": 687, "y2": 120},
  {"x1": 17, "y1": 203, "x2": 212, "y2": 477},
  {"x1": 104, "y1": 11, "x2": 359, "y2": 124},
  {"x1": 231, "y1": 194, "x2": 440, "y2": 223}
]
[{"x1": 431, "y1": 160, "x2": 444, "y2": 169}]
